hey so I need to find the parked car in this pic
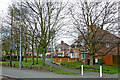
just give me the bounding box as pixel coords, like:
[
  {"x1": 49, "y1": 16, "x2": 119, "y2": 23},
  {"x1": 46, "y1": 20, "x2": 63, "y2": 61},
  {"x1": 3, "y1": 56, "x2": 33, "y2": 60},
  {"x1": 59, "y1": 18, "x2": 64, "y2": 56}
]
[{"x1": 38, "y1": 54, "x2": 43, "y2": 58}]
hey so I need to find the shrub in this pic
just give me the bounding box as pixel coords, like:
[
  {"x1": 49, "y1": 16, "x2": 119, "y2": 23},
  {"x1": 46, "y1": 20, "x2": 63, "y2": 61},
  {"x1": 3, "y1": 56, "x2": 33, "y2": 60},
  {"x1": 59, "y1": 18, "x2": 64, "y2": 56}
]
[
  {"x1": 2, "y1": 55, "x2": 24, "y2": 61},
  {"x1": 2, "y1": 56, "x2": 7, "y2": 61},
  {"x1": 6, "y1": 55, "x2": 10, "y2": 60}
]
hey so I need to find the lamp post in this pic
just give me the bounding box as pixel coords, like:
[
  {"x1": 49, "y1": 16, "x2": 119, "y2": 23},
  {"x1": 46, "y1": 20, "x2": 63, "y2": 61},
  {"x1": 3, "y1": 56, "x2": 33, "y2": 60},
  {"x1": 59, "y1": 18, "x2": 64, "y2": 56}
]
[
  {"x1": 19, "y1": 0, "x2": 22, "y2": 70},
  {"x1": 10, "y1": 8, "x2": 14, "y2": 67}
]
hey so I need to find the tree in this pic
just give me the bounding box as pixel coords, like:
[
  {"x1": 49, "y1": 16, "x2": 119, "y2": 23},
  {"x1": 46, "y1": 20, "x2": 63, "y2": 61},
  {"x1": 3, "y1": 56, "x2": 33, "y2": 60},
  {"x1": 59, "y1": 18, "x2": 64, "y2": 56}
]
[
  {"x1": 24, "y1": 0, "x2": 67, "y2": 67},
  {"x1": 69, "y1": 1, "x2": 118, "y2": 67}
]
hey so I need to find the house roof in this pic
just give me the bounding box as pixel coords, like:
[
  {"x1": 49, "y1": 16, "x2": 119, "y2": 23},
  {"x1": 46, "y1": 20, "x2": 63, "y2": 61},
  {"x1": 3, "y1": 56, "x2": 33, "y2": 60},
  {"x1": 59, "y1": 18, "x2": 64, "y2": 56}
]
[
  {"x1": 77, "y1": 26, "x2": 120, "y2": 44},
  {"x1": 55, "y1": 41, "x2": 70, "y2": 50},
  {"x1": 101, "y1": 30, "x2": 120, "y2": 44}
]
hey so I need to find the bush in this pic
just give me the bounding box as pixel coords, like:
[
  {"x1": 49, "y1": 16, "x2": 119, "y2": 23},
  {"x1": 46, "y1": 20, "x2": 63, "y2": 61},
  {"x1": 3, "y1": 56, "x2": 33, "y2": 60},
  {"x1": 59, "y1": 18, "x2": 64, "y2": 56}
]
[
  {"x1": 2, "y1": 55, "x2": 24, "y2": 61},
  {"x1": 2, "y1": 56, "x2": 7, "y2": 61},
  {"x1": 6, "y1": 55, "x2": 10, "y2": 60},
  {"x1": 14, "y1": 55, "x2": 24, "y2": 61},
  {"x1": 53, "y1": 56, "x2": 70, "y2": 58}
]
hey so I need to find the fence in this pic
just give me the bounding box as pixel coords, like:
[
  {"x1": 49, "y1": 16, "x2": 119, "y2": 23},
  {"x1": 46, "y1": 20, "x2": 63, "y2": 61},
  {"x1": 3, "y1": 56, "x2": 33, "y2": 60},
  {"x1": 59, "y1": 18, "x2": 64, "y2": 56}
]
[
  {"x1": 53, "y1": 58, "x2": 79, "y2": 64},
  {"x1": 102, "y1": 55, "x2": 113, "y2": 65}
]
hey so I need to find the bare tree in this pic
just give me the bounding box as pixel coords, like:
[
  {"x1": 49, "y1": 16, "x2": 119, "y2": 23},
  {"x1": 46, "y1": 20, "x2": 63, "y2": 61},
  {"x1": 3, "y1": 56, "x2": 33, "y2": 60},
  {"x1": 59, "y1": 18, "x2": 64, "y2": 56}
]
[
  {"x1": 23, "y1": 0, "x2": 67, "y2": 67},
  {"x1": 69, "y1": 0, "x2": 118, "y2": 67}
]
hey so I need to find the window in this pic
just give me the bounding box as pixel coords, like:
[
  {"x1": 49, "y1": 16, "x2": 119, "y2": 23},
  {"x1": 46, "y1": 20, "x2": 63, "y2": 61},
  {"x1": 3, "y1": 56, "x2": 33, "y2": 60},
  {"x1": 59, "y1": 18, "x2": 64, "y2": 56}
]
[
  {"x1": 58, "y1": 54, "x2": 62, "y2": 56},
  {"x1": 70, "y1": 53, "x2": 74, "y2": 58},
  {"x1": 84, "y1": 53, "x2": 85, "y2": 59},
  {"x1": 81, "y1": 39, "x2": 85, "y2": 46},
  {"x1": 72, "y1": 53, "x2": 74, "y2": 58},
  {"x1": 95, "y1": 59, "x2": 98, "y2": 63},
  {"x1": 75, "y1": 53, "x2": 77, "y2": 58},
  {"x1": 81, "y1": 53, "x2": 85, "y2": 59},
  {"x1": 81, "y1": 54, "x2": 83, "y2": 59},
  {"x1": 106, "y1": 43, "x2": 111, "y2": 48},
  {"x1": 58, "y1": 48, "x2": 61, "y2": 51}
]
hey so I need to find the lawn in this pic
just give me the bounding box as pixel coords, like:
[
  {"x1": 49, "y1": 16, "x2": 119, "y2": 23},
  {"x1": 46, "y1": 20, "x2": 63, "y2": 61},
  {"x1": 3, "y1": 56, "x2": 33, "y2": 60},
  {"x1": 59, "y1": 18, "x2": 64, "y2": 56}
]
[
  {"x1": 2, "y1": 58, "x2": 43, "y2": 67},
  {"x1": 60, "y1": 61, "x2": 120, "y2": 74},
  {"x1": 2, "y1": 58, "x2": 79, "y2": 75}
]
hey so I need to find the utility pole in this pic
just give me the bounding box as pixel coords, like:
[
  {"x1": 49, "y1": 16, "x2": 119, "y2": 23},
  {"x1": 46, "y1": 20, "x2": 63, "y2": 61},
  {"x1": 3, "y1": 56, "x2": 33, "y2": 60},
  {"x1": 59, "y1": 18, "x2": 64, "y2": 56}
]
[{"x1": 19, "y1": 0, "x2": 22, "y2": 70}]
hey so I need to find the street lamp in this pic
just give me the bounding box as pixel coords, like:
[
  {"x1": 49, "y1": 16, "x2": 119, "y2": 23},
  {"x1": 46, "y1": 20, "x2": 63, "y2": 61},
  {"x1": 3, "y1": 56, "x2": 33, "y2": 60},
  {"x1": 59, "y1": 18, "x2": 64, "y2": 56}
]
[{"x1": 19, "y1": 0, "x2": 22, "y2": 70}]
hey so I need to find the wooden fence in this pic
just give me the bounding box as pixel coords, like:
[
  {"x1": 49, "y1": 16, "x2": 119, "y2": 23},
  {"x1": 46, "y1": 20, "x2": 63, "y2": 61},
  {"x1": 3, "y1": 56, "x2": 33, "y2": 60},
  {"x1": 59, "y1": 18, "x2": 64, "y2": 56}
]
[
  {"x1": 102, "y1": 55, "x2": 113, "y2": 65},
  {"x1": 53, "y1": 58, "x2": 79, "y2": 64}
]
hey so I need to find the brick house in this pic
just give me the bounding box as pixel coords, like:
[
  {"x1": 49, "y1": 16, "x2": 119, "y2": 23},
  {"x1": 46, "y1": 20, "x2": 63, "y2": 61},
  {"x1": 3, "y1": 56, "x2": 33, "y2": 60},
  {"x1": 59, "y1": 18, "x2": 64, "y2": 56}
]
[
  {"x1": 72, "y1": 26, "x2": 120, "y2": 65},
  {"x1": 55, "y1": 41, "x2": 73, "y2": 57}
]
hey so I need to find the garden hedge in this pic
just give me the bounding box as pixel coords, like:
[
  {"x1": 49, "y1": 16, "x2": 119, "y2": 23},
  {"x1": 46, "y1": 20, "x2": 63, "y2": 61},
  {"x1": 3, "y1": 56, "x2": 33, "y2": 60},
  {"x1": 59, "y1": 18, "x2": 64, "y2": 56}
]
[{"x1": 2, "y1": 55, "x2": 24, "y2": 61}]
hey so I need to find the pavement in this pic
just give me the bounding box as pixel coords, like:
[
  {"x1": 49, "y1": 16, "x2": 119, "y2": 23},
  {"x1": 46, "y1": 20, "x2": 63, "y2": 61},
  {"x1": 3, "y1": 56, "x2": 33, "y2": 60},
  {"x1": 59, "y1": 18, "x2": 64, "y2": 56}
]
[
  {"x1": 1, "y1": 59, "x2": 119, "y2": 78},
  {"x1": 45, "y1": 59, "x2": 118, "y2": 78}
]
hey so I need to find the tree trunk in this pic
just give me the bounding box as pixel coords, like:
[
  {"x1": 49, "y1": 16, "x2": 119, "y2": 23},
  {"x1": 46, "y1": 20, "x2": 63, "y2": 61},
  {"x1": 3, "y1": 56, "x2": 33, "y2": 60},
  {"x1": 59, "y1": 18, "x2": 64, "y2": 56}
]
[
  {"x1": 90, "y1": 55, "x2": 93, "y2": 67},
  {"x1": 17, "y1": 49, "x2": 19, "y2": 61},
  {"x1": 24, "y1": 48, "x2": 27, "y2": 63},
  {"x1": 32, "y1": 44, "x2": 34, "y2": 65},
  {"x1": 10, "y1": 49, "x2": 12, "y2": 67},
  {"x1": 42, "y1": 48, "x2": 46, "y2": 67},
  {"x1": 36, "y1": 50, "x2": 39, "y2": 64}
]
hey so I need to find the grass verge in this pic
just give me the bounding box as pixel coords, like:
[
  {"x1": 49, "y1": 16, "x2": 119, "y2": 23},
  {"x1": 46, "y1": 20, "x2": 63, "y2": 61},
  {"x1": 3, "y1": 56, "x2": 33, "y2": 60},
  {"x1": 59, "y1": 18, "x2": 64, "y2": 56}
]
[
  {"x1": 2, "y1": 58, "x2": 79, "y2": 75},
  {"x1": 60, "y1": 61, "x2": 120, "y2": 74}
]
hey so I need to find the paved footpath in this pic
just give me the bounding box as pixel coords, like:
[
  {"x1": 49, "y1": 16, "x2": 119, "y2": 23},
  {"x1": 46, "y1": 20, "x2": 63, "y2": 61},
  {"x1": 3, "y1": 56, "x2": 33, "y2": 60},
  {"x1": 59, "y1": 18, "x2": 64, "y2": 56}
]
[
  {"x1": 2, "y1": 66, "x2": 95, "y2": 78},
  {"x1": 45, "y1": 59, "x2": 118, "y2": 78}
]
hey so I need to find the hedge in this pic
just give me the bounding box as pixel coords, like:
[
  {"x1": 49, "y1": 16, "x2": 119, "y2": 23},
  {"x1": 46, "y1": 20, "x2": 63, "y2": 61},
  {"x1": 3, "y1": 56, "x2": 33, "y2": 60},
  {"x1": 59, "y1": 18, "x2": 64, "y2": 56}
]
[
  {"x1": 2, "y1": 55, "x2": 24, "y2": 61},
  {"x1": 113, "y1": 55, "x2": 120, "y2": 66}
]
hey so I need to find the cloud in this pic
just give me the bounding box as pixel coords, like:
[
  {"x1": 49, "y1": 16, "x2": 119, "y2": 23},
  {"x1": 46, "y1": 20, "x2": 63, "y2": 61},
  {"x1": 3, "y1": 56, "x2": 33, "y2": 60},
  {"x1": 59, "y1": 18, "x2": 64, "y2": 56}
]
[{"x1": 0, "y1": 0, "x2": 11, "y2": 12}]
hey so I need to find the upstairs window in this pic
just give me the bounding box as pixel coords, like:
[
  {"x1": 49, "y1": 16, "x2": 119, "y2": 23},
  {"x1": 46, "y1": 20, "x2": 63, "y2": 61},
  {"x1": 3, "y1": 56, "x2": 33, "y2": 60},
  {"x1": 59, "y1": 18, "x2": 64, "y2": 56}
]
[
  {"x1": 106, "y1": 43, "x2": 111, "y2": 48},
  {"x1": 75, "y1": 53, "x2": 78, "y2": 58},
  {"x1": 58, "y1": 48, "x2": 61, "y2": 51}
]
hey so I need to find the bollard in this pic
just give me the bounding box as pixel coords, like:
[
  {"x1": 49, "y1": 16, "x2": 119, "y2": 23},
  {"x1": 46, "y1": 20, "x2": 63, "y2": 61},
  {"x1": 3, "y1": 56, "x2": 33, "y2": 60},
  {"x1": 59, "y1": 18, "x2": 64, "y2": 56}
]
[
  {"x1": 13, "y1": 64, "x2": 15, "y2": 67},
  {"x1": 81, "y1": 65, "x2": 83, "y2": 76},
  {"x1": 38, "y1": 66, "x2": 40, "y2": 70},
  {"x1": 68, "y1": 58, "x2": 69, "y2": 62},
  {"x1": 100, "y1": 66, "x2": 102, "y2": 77},
  {"x1": 29, "y1": 65, "x2": 32, "y2": 69},
  {"x1": 60, "y1": 58, "x2": 62, "y2": 64},
  {"x1": 7, "y1": 63, "x2": 9, "y2": 66},
  {"x1": 21, "y1": 64, "x2": 23, "y2": 68},
  {"x1": 50, "y1": 66, "x2": 52, "y2": 72}
]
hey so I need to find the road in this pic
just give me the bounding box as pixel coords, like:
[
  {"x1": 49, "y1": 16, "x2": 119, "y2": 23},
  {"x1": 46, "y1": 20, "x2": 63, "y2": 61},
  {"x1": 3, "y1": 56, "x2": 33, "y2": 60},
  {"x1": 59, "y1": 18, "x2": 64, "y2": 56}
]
[{"x1": 2, "y1": 66, "x2": 92, "y2": 78}]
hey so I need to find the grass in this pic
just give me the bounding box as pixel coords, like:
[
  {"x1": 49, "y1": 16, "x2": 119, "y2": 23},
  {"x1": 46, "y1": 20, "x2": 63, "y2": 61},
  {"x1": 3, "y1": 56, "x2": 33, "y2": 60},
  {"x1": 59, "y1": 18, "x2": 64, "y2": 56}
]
[
  {"x1": 60, "y1": 61, "x2": 120, "y2": 74},
  {"x1": 2, "y1": 58, "x2": 79, "y2": 75},
  {"x1": 2, "y1": 58, "x2": 43, "y2": 67},
  {"x1": 52, "y1": 67, "x2": 79, "y2": 75}
]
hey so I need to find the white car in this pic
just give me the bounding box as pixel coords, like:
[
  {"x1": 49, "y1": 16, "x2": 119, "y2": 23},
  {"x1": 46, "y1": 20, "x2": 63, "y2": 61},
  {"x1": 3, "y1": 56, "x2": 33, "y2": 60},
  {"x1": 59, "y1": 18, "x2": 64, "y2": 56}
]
[{"x1": 38, "y1": 54, "x2": 43, "y2": 58}]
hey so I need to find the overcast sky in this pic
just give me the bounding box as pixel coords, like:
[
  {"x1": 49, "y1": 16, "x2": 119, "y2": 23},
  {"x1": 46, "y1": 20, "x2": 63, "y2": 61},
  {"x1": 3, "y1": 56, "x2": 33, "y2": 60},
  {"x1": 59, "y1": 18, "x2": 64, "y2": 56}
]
[
  {"x1": 0, "y1": 0, "x2": 119, "y2": 45},
  {"x1": 0, "y1": 0, "x2": 11, "y2": 12}
]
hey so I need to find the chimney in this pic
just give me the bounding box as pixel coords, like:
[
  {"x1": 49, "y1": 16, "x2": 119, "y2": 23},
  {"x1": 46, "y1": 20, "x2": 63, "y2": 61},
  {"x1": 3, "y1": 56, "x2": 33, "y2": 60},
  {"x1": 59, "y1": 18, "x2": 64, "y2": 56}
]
[{"x1": 61, "y1": 41, "x2": 64, "y2": 44}]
